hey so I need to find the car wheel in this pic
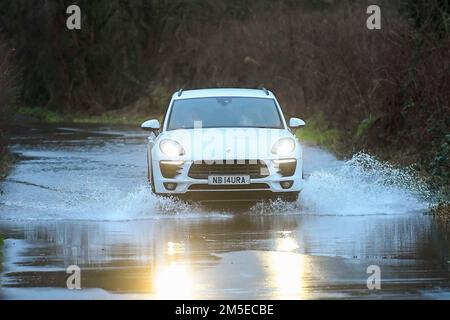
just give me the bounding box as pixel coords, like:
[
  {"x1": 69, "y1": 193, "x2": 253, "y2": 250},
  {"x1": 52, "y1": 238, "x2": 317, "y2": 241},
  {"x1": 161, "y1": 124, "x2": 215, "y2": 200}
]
[
  {"x1": 147, "y1": 154, "x2": 156, "y2": 194},
  {"x1": 281, "y1": 192, "x2": 299, "y2": 202},
  {"x1": 150, "y1": 169, "x2": 156, "y2": 194}
]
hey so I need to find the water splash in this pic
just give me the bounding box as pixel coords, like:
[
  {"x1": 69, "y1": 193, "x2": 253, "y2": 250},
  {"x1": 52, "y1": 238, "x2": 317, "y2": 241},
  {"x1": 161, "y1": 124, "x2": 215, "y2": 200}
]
[
  {"x1": 299, "y1": 153, "x2": 432, "y2": 215},
  {"x1": 105, "y1": 185, "x2": 230, "y2": 220},
  {"x1": 0, "y1": 183, "x2": 230, "y2": 221},
  {"x1": 0, "y1": 151, "x2": 436, "y2": 220}
]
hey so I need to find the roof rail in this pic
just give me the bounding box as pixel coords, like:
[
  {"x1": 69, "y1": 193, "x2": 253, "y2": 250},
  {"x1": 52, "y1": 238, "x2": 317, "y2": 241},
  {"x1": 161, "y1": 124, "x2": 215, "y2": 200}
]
[
  {"x1": 260, "y1": 87, "x2": 270, "y2": 96},
  {"x1": 177, "y1": 88, "x2": 183, "y2": 97}
]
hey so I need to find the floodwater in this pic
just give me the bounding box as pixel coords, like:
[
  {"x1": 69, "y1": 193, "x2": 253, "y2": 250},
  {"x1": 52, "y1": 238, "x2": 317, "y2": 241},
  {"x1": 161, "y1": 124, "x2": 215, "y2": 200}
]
[{"x1": 0, "y1": 124, "x2": 449, "y2": 299}]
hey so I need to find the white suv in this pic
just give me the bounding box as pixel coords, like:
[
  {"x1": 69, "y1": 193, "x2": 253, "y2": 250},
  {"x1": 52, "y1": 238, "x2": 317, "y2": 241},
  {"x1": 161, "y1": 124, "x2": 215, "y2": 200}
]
[{"x1": 141, "y1": 88, "x2": 305, "y2": 202}]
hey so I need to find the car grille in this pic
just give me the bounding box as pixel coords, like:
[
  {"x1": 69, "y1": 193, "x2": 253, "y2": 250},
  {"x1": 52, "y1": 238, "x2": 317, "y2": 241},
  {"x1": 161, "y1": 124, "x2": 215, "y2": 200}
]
[
  {"x1": 188, "y1": 160, "x2": 269, "y2": 179},
  {"x1": 188, "y1": 183, "x2": 270, "y2": 190}
]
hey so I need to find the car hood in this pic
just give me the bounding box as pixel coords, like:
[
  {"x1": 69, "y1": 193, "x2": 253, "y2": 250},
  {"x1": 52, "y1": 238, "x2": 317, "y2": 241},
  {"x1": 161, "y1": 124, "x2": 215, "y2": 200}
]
[{"x1": 156, "y1": 127, "x2": 297, "y2": 160}]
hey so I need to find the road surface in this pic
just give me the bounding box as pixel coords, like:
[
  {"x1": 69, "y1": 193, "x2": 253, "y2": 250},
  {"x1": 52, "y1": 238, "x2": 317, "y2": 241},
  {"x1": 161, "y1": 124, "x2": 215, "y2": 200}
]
[{"x1": 0, "y1": 124, "x2": 448, "y2": 299}]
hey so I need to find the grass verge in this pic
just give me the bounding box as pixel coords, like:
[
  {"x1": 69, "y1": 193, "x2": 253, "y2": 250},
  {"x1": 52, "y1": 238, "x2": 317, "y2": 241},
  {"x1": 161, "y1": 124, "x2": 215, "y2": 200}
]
[
  {"x1": 296, "y1": 113, "x2": 346, "y2": 157},
  {"x1": 73, "y1": 112, "x2": 149, "y2": 126},
  {"x1": 15, "y1": 106, "x2": 158, "y2": 126},
  {"x1": 16, "y1": 106, "x2": 63, "y2": 122}
]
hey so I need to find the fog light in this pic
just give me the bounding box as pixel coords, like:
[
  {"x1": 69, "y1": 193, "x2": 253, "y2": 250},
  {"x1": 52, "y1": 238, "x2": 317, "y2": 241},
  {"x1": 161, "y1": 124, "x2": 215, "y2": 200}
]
[
  {"x1": 164, "y1": 183, "x2": 177, "y2": 191},
  {"x1": 280, "y1": 181, "x2": 293, "y2": 189},
  {"x1": 273, "y1": 159, "x2": 297, "y2": 177}
]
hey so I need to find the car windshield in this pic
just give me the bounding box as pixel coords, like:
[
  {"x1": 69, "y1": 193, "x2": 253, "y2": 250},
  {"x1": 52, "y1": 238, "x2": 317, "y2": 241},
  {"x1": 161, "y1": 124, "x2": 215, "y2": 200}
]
[{"x1": 167, "y1": 97, "x2": 284, "y2": 130}]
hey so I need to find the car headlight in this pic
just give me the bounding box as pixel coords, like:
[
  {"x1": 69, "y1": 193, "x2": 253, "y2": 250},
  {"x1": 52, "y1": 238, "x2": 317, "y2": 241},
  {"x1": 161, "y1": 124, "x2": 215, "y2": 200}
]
[
  {"x1": 159, "y1": 139, "x2": 185, "y2": 157},
  {"x1": 271, "y1": 138, "x2": 295, "y2": 156}
]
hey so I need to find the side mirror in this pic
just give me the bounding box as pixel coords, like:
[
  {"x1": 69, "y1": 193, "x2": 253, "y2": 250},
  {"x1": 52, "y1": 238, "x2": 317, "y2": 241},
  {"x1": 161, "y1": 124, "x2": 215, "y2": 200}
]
[
  {"x1": 289, "y1": 117, "x2": 306, "y2": 129},
  {"x1": 141, "y1": 119, "x2": 161, "y2": 133}
]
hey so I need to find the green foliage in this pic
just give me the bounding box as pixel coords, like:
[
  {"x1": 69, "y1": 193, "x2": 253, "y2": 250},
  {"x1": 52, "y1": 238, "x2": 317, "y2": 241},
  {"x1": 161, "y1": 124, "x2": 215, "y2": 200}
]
[
  {"x1": 296, "y1": 113, "x2": 345, "y2": 155},
  {"x1": 356, "y1": 115, "x2": 379, "y2": 138},
  {"x1": 148, "y1": 86, "x2": 171, "y2": 112},
  {"x1": 429, "y1": 134, "x2": 450, "y2": 196},
  {"x1": 16, "y1": 107, "x2": 62, "y2": 123},
  {"x1": 73, "y1": 113, "x2": 149, "y2": 125},
  {"x1": 389, "y1": 0, "x2": 450, "y2": 195}
]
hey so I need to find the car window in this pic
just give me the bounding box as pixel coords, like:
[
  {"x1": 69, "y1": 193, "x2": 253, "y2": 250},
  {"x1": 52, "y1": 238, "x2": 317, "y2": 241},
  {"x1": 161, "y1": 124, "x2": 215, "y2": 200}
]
[{"x1": 167, "y1": 97, "x2": 284, "y2": 130}]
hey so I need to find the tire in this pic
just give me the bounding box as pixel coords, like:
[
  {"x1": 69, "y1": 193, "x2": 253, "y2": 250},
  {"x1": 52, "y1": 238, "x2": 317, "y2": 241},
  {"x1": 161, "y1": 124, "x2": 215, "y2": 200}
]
[
  {"x1": 150, "y1": 169, "x2": 156, "y2": 194},
  {"x1": 147, "y1": 153, "x2": 156, "y2": 194},
  {"x1": 281, "y1": 192, "x2": 299, "y2": 202}
]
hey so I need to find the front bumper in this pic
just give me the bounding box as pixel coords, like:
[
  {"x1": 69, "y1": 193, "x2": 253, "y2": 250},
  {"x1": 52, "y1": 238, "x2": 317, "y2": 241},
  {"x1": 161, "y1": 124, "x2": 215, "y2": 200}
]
[{"x1": 152, "y1": 159, "x2": 303, "y2": 201}]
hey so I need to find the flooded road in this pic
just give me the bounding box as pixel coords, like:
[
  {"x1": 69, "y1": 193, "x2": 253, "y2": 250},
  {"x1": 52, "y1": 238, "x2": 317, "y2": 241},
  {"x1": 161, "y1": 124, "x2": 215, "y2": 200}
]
[{"x1": 0, "y1": 124, "x2": 449, "y2": 299}]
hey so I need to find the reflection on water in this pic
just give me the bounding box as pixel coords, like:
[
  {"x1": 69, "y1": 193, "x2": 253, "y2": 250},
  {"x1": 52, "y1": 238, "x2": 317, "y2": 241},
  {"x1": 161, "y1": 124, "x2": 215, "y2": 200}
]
[
  {"x1": 0, "y1": 214, "x2": 449, "y2": 299},
  {"x1": 275, "y1": 232, "x2": 299, "y2": 252},
  {"x1": 154, "y1": 262, "x2": 195, "y2": 299},
  {"x1": 266, "y1": 251, "x2": 306, "y2": 299},
  {"x1": 166, "y1": 242, "x2": 185, "y2": 256},
  {"x1": 154, "y1": 241, "x2": 195, "y2": 299},
  {"x1": 270, "y1": 233, "x2": 306, "y2": 299},
  {"x1": 267, "y1": 231, "x2": 307, "y2": 299}
]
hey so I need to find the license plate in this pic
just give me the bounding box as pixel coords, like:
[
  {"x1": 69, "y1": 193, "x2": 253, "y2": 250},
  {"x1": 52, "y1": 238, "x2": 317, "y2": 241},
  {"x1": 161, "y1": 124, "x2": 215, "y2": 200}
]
[{"x1": 208, "y1": 175, "x2": 250, "y2": 185}]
